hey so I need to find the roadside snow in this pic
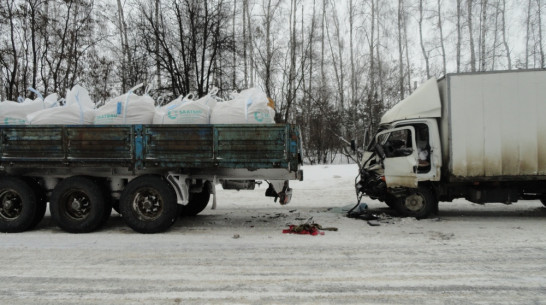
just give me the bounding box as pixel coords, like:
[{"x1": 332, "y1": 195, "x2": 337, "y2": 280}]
[{"x1": 1, "y1": 164, "x2": 545, "y2": 304}]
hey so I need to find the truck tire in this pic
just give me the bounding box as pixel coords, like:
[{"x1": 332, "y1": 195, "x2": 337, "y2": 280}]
[
  {"x1": 0, "y1": 177, "x2": 38, "y2": 233},
  {"x1": 119, "y1": 175, "x2": 178, "y2": 233},
  {"x1": 384, "y1": 194, "x2": 397, "y2": 209},
  {"x1": 395, "y1": 186, "x2": 437, "y2": 219},
  {"x1": 180, "y1": 181, "x2": 211, "y2": 217},
  {"x1": 50, "y1": 176, "x2": 111, "y2": 233}
]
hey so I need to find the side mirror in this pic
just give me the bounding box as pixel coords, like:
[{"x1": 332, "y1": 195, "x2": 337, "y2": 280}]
[{"x1": 350, "y1": 140, "x2": 356, "y2": 152}]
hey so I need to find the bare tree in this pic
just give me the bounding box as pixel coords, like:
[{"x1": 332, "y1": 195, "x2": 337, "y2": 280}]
[
  {"x1": 468, "y1": 0, "x2": 477, "y2": 71},
  {"x1": 538, "y1": 0, "x2": 545, "y2": 67},
  {"x1": 245, "y1": 0, "x2": 255, "y2": 86},
  {"x1": 231, "y1": 0, "x2": 237, "y2": 89},
  {"x1": 1, "y1": 0, "x2": 19, "y2": 100},
  {"x1": 117, "y1": 0, "x2": 132, "y2": 92},
  {"x1": 398, "y1": 0, "x2": 405, "y2": 98},
  {"x1": 491, "y1": 0, "x2": 500, "y2": 70},
  {"x1": 255, "y1": 0, "x2": 281, "y2": 98},
  {"x1": 478, "y1": 0, "x2": 489, "y2": 71},
  {"x1": 456, "y1": 0, "x2": 463, "y2": 72},
  {"x1": 501, "y1": 0, "x2": 512, "y2": 69},
  {"x1": 526, "y1": 0, "x2": 532, "y2": 68},
  {"x1": 243, "y1": 0, "x2": 248, "y2": 87},
  {"x1": 326, "y1": 1, "x2": 345, "y2": 112},
  {"x1": 437, "y1": 0, "x2": 447, "y2": 76},
  {"x1": 419, "y1": 0, "x2": 430, "y2": 78},
  {"x1": 288, "y1": 0, "x2": 298, "y2": 121}
]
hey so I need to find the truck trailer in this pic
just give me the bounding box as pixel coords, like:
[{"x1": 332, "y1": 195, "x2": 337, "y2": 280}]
[
  {"x1": 0, "y1": 124, "x2": 303, "y2": 233},
  {"x1": 356, "y1": 69, "x2": 546, "y2": 217}
]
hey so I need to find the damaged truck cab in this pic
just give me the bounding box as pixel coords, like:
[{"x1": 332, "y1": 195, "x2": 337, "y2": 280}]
[{"x1": 357, "y1": 70, "x2": 546, "y2": 218}]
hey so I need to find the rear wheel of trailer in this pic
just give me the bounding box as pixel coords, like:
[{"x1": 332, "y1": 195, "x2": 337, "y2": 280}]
[
  {"x1": 0, "y1": 177, "x2": 40, "y2": 233},
  {"x1": 119, "y1": 175, "x2": 178, "y2": 233},
  {"x1": 49, "y1": 176, "x2": 112, "y2": 233}
]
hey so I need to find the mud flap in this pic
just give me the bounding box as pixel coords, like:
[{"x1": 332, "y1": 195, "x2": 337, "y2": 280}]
[{"x1": 265, "y1": 180, "x2": 292, "y2": 205}]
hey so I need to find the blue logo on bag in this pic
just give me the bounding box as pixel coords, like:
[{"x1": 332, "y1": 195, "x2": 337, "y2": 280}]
[{"x1": 254, "y1": 111, "x2": 271, "y2": 122}]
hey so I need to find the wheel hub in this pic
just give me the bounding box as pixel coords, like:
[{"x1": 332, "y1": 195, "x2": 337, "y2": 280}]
[
  {"x1": 133, "y1": 189, "x2": 163, "y2": 221},
  {"x1": 63, "y1": 191, "x2": 90, "y2": 220},
  {"x1": 404, "y1": 193, "x2": 425, "y2": 212},
  {"x1": 71, "y1": 198, "x2": 82, "y2": 210},
  {"x1": 141, "y1": 197, "x2": 153, "y2": 211},
  {"x1": 0, "y1": 190, "x2": 22, "y2": 219},
  {"x1": 3, "y1": 199, "x2": 13, "y2": 210}
]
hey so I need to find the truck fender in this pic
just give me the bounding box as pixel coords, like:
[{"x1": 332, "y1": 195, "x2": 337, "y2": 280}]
[{"x1": 166, "y1": 174, "x2": 189, "y2": 205}]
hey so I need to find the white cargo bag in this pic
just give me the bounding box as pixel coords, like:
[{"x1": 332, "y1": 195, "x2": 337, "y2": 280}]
[
  {"x1": 65, "y1": 85, "x2": 94, "y2": 109},
  {"x1": 27, "y1": 103, "x2": 95, "y2": 125},
  {"x1": 210, "y1": 87, "x2": 275, "y2": 124},
  {"x1": 27, "y1": 86, "x2": 94, "y2": 125},
  {"x1": 0, "y1": 100, "x2": 44, "y2": 125},
  {"x1": 153, "y1": 91, "x2": 218, "y2": 124},
  {"x1": 94, "y1": 84, "x2": 155, "y2": 124}
]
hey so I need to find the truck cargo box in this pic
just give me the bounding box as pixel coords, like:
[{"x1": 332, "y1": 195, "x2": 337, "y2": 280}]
[{"x1": 438, "y1": 70, "x2": 546, "y2": 181}]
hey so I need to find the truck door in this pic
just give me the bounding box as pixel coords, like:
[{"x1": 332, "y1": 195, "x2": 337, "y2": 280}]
[{"x1": 376, "y1": 126, "x2": 418, "y2": 188}]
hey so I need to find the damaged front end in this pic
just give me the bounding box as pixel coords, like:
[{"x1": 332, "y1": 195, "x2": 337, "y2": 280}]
[{"x1": 355, "y1": 165, "x2": 387, "y2": 202}]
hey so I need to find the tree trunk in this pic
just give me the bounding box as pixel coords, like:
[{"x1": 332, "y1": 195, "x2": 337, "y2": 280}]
[
  {"x1": 526, "y1": 0, "x2": 532, "y2": 68},
  {"x1": 403, "y1": 8, "x2": 411, "y2": 93},
  {"x1": 491, "y1": 1, "x2": 500, "y2": 70},
  {"x1": 398, "y1": 0, "x2": 405, "y2": 99},
  {"x1": 419, "y1": 0, "x2": 430, "y2": 78},
  {"x1": 501, "y1": 0, "x2": 512, "y2": 69},
  {"x1": 438, "y1": 0, "x2": 447, "y2": 75},
  {"x1": 246, "y1": 0, "x2": 254, "y2": 87},
  {"x1": 155, "y1": 0, "x2": 161, "y2": 91},
  {"x1": 284, "y1": 0, "x2": 297, "y2": 122},
  {"x1": 321, "y1": 0, "x2": 327, "y2": 90},
  {"x1": 457, "y1": 0, "x2": 462, "y2": 72},
  {"x1": 538, "y1": 0, "x2": 545, "y2": 68},
  {"x1": 116, "y1": 0, "x2": 131, "y2": 92},
  {"x1": 349, "y1": 0, "x2": 357, "y2": 140},
  {"x1": 243, "y1": 0, "x2": 248, "y2": 87},
  {"x1": 468, "y1": 0, "x2": 477, "y2": 72},
  {"x1": 232, "y1": 0, "x2": 237, "y2": 88},
  {"x1": 479, "y1": 0, "x2": 488, "y2": 71},
  {"x1": 369, "y1": 0, "x2": 375, "y2": 94},
  {"x1": 6, "y1": 0, "x2": 19, "y2": 100}
]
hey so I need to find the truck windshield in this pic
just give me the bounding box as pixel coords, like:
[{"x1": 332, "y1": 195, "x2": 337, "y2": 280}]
[{"x1": 379, "y1": 129, "x2": 413, "y2": 158}]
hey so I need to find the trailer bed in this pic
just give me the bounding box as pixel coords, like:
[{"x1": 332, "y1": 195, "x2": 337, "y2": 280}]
[{"x1": 0, "y1": 124, "x2": 302, "y2": 179}]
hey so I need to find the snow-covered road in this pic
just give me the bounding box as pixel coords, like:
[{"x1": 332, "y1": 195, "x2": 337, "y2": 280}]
[{"x1": 1, "y1": 164, "x2": 545, "y2": 304}]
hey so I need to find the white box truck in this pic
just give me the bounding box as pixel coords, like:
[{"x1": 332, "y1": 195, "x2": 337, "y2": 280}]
[{"x1": 356, "y1": 69, "x2": 546, "y2": 217}]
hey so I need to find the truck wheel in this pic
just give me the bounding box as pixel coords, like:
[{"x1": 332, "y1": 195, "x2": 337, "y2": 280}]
[
  {"x1": 0, "y1": 177, "x2": 38, "y2": 233},
  {"x1": 180, "y1": 181, "x2": 211, "y2": 216},
  {"x1": 50, "y1": 176, "x2": 111, "y2": 233},
  {"x1": 395, "y1": 186, "x2": 437, "y2": 219},
  {"x1": 119, "y1": 175, "x2": 178, "y2": 233}
]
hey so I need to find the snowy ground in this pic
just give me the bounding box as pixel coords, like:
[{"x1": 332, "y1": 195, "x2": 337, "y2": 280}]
[{"x1": 1, "y1": 164, "x2": 546, "y2": 304}]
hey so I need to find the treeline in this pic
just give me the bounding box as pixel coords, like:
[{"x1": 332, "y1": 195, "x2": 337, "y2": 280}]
[{"x1": 1, "y1": 0, "x2": 544, "y2": 164}]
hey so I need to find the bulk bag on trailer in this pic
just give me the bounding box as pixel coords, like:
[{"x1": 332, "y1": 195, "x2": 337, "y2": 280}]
[
  {"x1": 94, "y1": 84, "x2": 155, "y2": 124},
  {"x1": 0, "y1": 91, "x2": 58, "y2": 125},
  {"x1": 210, "y1": 87, "x2": 275, "y2": 124},
  {"x1": 27, "y1": 86, "x2": 95, "y2": 125},
  {"x1": 153, "y1": 90, "x2": 218, "y2": 124}
]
